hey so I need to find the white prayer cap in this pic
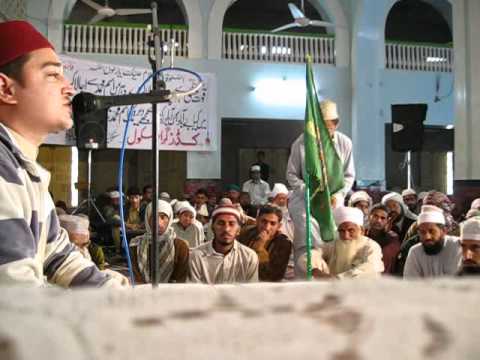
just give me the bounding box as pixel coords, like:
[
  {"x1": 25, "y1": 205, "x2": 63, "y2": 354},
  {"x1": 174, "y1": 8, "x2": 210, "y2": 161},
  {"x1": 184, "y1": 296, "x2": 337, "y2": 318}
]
[
  {"x1": 402, "y1": 188, "x2": 417, "y2": 197},
  {"x1": 320, "y1": 99, "x2": 339, "y2": 121},
  {"x1": 218, "y1": 197, "x2": 233, "y2": 206},
  {"x1": 159, "y1": 192, "x2": 171, "y2": 201},
  {"x1": 418, "y1": 191, "x2": 428, "y2": 201},
  {"x1": 145, "y1": 199, "x2": 173, "y2": 232},
  {"x1": 471, "y1": 198, "x2": 480, "y2": 210},
  {"x1": 461, "y1": 217, "x2": 480, "y2": 241},
  {"x1": 348, "y1": 191, "x2": 371, "y2": 207},
  {"x1": 333, "y1": 206, "x2": 364, "y2": 227},
  {"x1": 109, "y1": 191, "x2": 120, "y2": 199},
  {"x1": 145, "y1": 199, "x2": 173, "y2": 220},
  {"x1": 174, "y1": 200, "x2": 189, "y2": 214},
  {"x1": 271, "y1": 183, "x2": 289, "y2": 198},
  {"x1": 250, "y1": 165, "x2": 261, "y2": 172},
  {"x1": 59, "y1": 214, "x2": 89, "y2": 236},
  {"x1": 177, "y1": 203, "x2": 196, "y2": 218},
  {"x1": 417, "y1": 205, "x2": 445, "y2": 225},
  {"x1": 381, "y1": 192, "x2": 403, "y2": 205},
  {"x1": 212, "y1": 204, "x2": 241, "y2": 222},
  {"x1": 466, "y1": 209, "x2": 480, "y2": 219},
  {"x1": 197, "y1": 204, "x2": 209, "y2": 217}
]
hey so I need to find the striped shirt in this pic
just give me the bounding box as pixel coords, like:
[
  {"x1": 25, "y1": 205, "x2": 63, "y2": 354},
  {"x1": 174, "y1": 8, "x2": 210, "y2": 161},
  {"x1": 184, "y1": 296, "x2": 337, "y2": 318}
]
[{"x1": 0, "y1": 123, "x2": 111, "y2": 287}]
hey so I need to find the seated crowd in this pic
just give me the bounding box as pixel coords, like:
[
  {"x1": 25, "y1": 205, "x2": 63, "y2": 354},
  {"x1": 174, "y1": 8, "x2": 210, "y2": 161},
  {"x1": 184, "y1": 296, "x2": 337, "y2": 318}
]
[{"x1": 54, "y1": 176, "x2": 480, "y2": 286}]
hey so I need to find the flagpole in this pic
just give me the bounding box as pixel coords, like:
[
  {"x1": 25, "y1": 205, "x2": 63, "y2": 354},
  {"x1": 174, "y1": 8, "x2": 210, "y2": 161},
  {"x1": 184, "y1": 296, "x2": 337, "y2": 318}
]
[{"x1": 305, "y1": 175, "x2": 313, "y2": 280}]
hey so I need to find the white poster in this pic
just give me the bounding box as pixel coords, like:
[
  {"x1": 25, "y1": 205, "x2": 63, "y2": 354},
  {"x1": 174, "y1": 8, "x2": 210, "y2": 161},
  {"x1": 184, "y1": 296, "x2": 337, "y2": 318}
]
[{"x1": 45, "y1": 55, "x2": 217, "y2": 151}]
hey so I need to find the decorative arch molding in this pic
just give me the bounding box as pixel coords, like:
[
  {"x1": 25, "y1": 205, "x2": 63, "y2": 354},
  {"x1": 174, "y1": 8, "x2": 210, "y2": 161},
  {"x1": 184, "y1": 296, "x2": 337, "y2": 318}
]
[
  {"x1": 383, "y1": 0, "x2": 453, "y2": 40},
  {"x1": 207, "y1": 0, "x2": 232, "y2": 60},
  {"x1": 178, "y1": 0, "x2": 203, "y2": 58},
  {"x1": 207, "y1": 0, "x2": 349, "y2": 66}
]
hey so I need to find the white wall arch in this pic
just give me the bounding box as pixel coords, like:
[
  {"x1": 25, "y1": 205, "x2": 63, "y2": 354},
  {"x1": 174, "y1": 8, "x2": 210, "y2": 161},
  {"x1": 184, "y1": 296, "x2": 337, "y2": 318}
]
[
  {"x1": 178, "y1": 0, "x2": 203, "y2": 58},
  {"x1": 384, "y1": 0, "x2": 453, "y2": 41},
  {"x1": 207, "y1": 0, "x2": 349, "y2": 66},
  {"x1": 57, "y1": 1, "x2": 202, "y2": 57}
]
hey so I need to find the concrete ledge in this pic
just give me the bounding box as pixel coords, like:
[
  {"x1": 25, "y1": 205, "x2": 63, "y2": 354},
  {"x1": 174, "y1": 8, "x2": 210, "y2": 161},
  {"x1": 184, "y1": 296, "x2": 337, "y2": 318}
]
[{"x1": 1, "y1": 279, "x2": 479, "y2": 360}]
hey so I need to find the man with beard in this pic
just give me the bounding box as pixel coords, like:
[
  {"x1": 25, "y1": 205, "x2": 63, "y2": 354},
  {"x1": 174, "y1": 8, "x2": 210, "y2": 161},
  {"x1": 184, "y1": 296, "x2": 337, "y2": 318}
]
[
  {"x1": 366, "y1": 204, "x2": 400, "y2": 275},
  {"x1": 402, "y1": 189, "x2": 418, "y2": 214},
  {"x1": 189, "y1": 205, "x2": 258, "y2": 284},
  {"x1": 403, "y1": 205, "x2": 462, "y2": 278},
  {"x1": 381, "y1": 192, "x2": 417, "y2": 243},
  {"x1": 238, "y1": 205, "x2": 292, "y2": 282},
  {"x1": 287, "y1": 100, "x2": 355, "y2": 274},
  {"x1": 348, "y1": 191, "x2": 372, "y2": 226},
  {"x1": 458, "y1": 217, "x2": 480, "y2": 276},
  {"x1": 395, "y1": 190, "x2": 460, "y2": 275},
  {"x1": 269, "y1": 183, "x2": 294, "y2": 241},
  {"x1": 297, "y1": 207, "x2": 384, "y2": 279},
  {"x1": 269, "y1": 183, "x2": 295, "y2": 279}
]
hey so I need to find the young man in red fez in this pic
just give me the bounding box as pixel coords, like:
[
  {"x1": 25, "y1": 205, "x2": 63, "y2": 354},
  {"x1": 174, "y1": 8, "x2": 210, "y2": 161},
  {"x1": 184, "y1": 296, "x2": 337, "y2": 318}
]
[{"x1": 0, "y1": 21, "x2": 127, "y2": 287}]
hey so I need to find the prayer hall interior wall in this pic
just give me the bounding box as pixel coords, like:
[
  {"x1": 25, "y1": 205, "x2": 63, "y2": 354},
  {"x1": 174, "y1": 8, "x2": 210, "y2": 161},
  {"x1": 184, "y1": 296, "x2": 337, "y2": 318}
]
[
  {"x1": 24, "y1": 0, "x2": 461, "y2": 198},
  {"x1": 80, "y1": 149, "x2": 187, "y2": 200},
  {"x1": 350, "y1": 0, "x2": 454, "y2": 187},
  {"x1": 221, "y1": 118, "x2": 304, "y2": 187},
  {"x1": 37, "y1": 146, "x2": 73, "y2": 205},
  {"x1": 384, "y1": 125, "x2": 454, "y2": 193}
]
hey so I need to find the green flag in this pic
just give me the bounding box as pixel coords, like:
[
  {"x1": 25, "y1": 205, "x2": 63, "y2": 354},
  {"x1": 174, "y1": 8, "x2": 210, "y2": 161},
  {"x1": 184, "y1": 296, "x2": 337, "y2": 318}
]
[{"x1": 304, "y1": 58, "x2": 345, "y2": 243}]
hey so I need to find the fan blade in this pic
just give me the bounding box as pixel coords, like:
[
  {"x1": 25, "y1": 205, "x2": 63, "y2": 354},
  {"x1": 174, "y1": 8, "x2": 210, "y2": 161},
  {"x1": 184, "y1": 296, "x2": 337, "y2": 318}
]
[
  {"x1": 309, "y1": 20, "x2": 336, "y2": 28},
  {"x1": 288, "y1": 3, "x2": 305, "y2": 20},
  {"x1": 89, "y1": 13, "x2": 108, "y2": 24},
  {"x1": 81, "y1": 0, "x2": 103, "y2": 11},
  {"x1": 271, "y1": 22, "x2": 299, "y2": 33},
  {"x1": 115, "y1": 8, "x2": 152, "y2": 16}
]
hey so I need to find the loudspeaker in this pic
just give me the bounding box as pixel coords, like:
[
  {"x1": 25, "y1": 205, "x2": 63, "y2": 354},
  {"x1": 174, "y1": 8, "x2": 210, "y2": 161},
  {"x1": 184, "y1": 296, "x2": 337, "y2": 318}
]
[
  {"x1": 391, "y1": 104, "x2": 427, "y2": 152},
  {"x1": 73, "y1": 108, "x2": 108, "y2": 150}
]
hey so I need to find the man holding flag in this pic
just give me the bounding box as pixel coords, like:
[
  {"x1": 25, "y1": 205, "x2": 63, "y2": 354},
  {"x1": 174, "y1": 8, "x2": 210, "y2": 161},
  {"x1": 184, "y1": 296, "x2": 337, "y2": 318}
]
[{"x1": 286, "y1": 60, "x2": 355, "y2": 278}]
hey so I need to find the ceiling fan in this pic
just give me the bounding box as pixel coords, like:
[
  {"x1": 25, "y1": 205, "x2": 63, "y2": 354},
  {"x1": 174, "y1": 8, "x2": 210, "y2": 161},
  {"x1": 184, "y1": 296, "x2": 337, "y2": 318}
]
[
  {"x1": 271, "y1": 0, "x2": 336, "y2": 33},
  {"x1": 81, "y1": 0, "x2": 152, "y2": 24}
]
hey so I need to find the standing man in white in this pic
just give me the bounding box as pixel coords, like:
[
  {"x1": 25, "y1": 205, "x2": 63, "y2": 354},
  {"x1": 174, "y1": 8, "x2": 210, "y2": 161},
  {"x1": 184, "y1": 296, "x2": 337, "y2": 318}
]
[{"x1": 286, "y1": 99, "x2": 355, "y2": 275}]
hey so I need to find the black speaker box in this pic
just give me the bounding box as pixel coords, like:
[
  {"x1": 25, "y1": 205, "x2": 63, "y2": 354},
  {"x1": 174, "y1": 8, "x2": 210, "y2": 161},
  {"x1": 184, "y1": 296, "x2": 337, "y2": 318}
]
[
  {"x1": 72, "y1": 108, "x2": 108, "y2": 150},
  {"x1": 391, "y1": 103, "x2": 427, "y2": 152}
]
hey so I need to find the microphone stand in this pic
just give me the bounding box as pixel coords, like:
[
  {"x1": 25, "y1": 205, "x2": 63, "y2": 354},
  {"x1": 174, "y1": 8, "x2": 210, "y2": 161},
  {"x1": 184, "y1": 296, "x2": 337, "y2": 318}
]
[{"x1": 148, "y1": 1, "x2": 167, "y2": 287}]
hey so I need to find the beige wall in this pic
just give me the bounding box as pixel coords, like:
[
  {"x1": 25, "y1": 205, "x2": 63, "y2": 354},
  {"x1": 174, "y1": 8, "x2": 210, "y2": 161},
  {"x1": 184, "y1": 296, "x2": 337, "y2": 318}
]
[{"x1": 38, "y1": 145, "x2": 72, "y2": 205}]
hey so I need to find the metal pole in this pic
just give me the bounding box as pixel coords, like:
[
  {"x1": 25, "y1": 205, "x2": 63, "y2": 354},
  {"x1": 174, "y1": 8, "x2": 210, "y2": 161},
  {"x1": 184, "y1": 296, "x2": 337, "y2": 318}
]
[
  {"x1": 149, "y1": 1, "x2": 163, "y2": 287},
  {"x1": 305, "y1": 175, "x2": 312, "y2": 281},
  {"x1": 407, "y1": 150, "x2": 412, "y2": 189},
  {"x1": 87, "y1": 149, "x2": 92, "y2": 217}
]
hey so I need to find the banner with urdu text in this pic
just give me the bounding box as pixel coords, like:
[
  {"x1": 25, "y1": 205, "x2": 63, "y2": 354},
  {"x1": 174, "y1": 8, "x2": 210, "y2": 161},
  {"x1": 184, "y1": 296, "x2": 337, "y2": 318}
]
[{"x1": 45, "y1": 55, "x2": 217, "y2": 151}]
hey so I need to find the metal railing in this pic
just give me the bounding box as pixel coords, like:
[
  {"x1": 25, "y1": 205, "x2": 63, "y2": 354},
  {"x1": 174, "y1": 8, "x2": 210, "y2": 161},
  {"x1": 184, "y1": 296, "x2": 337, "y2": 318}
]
[
  {"x1": 63, "y1": 23, "x2": 188, "y2": 57},
  {"x1": 385, "y1": 42, "x2": 453, "y2": 72},
  {"x1": 222, "y1": 30, "x2": 335, "y2": 65}
]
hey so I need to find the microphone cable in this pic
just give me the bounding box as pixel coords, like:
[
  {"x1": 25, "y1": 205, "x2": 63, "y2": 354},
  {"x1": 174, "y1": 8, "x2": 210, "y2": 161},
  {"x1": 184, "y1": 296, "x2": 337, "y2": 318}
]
[{"x1": 118, "y1": 67, "x2": 202, "y2": 286}]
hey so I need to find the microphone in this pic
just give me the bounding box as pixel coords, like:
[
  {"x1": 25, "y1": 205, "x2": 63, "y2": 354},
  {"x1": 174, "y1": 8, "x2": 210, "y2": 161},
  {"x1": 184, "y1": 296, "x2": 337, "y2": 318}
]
[{"x1": 72, "y1": 90, "x2": 172, "y2": 115}]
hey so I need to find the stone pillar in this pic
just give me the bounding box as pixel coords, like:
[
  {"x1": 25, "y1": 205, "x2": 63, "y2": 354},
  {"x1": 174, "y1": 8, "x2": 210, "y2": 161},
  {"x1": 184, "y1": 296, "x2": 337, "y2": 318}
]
[
  {"x1": 350, "y1": 0, "x2": 396, "y2": 185},
  {"x1": 452, "y1": 0, "x2": 480, "y2": 210}
]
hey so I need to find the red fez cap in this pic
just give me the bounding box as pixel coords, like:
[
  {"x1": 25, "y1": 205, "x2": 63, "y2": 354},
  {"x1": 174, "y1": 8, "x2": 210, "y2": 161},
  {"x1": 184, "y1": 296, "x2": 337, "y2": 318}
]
[{"x1": 0, "y1": 21, "x2": 54, "y2": 67}]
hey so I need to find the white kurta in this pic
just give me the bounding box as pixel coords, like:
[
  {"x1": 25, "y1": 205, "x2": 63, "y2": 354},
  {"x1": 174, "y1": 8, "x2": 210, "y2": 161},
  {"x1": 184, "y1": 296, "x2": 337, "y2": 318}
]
[
  {"x1": 277, "y1": 207, "x2": 295, "y2": 241},
  {"x1": 242, "y1": 179, "x2": 271, "y2": 206},
  {"x1": 189, "y1": 240, "x2": 259, "y2": 284},
  {"x1": 172, "y1": 219, "x2": 205, "y2": 248},
  {"x1": 403, "y1": 236, "x2": 462, "y2": 278},
  {"x1": 286, "y1": 132, "x2": 355, "y2": 269},
  {"x1": 296, "y1": 236, "x2": 384, "y2": 279}
]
